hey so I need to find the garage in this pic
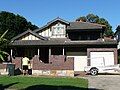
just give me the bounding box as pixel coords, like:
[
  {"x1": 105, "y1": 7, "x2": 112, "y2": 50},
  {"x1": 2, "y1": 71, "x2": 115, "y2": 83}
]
[{"x1": 90, "y1": 52, "x2": 114, "y2": 66}]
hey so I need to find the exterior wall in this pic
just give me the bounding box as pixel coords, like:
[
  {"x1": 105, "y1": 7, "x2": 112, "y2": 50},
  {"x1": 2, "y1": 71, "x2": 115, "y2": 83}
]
[
  {"x1": 0, "y1": 57, "x2": 22, "y2": 75},
  {"x1": 32, "y1": 55, "x2": 74, "y2": 76},
  {"x1": 39, "y1": 28, "x2": 51, "y2": 37},
  {"x1": 49, "y1": 55, "x2": 65, "y2": 64},
  {"x1": 0, "y1": 63, "x2": 8, "y2": 75},
  {"x1": 38, "y1": 22, "x2": 66, "y2": 38},
  {"x1": 32, "y1": 70, "x2": 74, "y2": 77},
  {"x1": 118, "y1": 42, "x2": 120, "y2": 49},
  {"x1": 87, "y1": 48, "x2": 118, "y2": 66},
  {"x1": 32, "y1": 55, "x2": 74, "y2": 70},
  {"x1": 66, "y1": 47, "x2": 87, "y2": 71},
  {"x1": 115, "y1": 31, "x2": 120, "y2": 41},
  {"x1": 114, "y1": 31, "x2": 120, "y2": 49},
  {"x1": 12, "y1": 57, "x2": 22, "y2": 69},
  {"x1": 20, "y1": 34, "x2": 40, "y2": 40}
]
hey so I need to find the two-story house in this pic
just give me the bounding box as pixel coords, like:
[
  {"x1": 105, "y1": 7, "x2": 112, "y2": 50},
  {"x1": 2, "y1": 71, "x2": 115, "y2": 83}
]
[
  {"x1": 9, "y1": 17, "x2": 117, "y2": 76},
  {"x1": 115, "y1": 25, "x2": 120, "y2": 49}
]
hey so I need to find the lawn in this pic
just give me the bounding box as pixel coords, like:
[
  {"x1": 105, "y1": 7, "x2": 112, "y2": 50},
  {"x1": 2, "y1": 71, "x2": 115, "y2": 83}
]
[{"x1": 0, "y1": 75, "x2": 88, "y2": 90}]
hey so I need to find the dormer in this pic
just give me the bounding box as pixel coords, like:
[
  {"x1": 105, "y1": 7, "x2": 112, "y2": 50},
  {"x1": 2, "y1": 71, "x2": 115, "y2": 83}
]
[{"x1": 33, "y1": 17, "x2": 69, "y2": 38}]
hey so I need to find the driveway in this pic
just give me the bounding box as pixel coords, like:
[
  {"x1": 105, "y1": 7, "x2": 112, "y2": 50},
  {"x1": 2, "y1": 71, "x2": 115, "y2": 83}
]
[{"x1": 84, "y1": 75, "x2": 120, "y2": 90}]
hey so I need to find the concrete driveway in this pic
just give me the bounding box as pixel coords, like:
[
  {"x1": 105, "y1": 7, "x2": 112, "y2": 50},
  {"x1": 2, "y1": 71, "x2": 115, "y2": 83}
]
[{"x1": 84, "y1": 75, "x2": 120, "y2": 90}]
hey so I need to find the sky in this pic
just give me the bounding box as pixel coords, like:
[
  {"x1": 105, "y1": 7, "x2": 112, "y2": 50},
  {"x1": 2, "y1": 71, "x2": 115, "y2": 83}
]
[{"x1": 0, "y1": 0, "x2": 120, "y2": 32}]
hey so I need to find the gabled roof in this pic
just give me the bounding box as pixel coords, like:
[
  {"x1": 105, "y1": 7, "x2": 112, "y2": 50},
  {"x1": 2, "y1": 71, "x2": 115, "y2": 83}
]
[
  {"x1": 11, "y1": 29, "x2": 48, "y2": 41},
  {"x1": 47, "y1": 17, "x2": 69, "y2": 25},
  {"x1": 33, "y1": 17, "x2": 70, "y2": 33},
  {"x1": 67, "y1": 21, "x2": 105, "y2": 30},
  {"x1": 116, "y1": 25, "x2": 120, "y2": 30}
]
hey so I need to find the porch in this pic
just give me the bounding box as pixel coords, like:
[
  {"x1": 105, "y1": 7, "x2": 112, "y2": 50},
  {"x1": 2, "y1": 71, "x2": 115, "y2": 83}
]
[{"x1": 10, "y1": 46, "x2": 66, "y2": 63}]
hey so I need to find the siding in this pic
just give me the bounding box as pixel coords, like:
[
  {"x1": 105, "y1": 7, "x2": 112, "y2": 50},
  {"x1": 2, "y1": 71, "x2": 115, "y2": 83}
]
[
  {"x1": 38, "y1": 22, "x2": 66, "y2": 38},
  {"x1": 20, "y1": 34, "x2": 40, "y2": 40}
]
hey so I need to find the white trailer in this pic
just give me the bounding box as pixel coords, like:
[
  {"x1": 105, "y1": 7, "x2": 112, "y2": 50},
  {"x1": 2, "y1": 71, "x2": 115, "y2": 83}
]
[{"x1": 84, "y1": 57, "x2": 120, "y2": 75}]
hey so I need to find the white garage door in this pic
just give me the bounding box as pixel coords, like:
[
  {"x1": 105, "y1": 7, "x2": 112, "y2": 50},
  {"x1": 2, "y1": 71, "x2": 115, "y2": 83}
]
[
  {"x1": 90, "y1": 52, "x2": 114, "y2": 66},
  {"x1": 68, "y1": 56, "x2": 87, "y2": 71}
]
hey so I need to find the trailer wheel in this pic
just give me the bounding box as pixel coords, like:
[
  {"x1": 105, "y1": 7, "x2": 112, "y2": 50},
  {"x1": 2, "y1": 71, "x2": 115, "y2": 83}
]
[{"x1": 90, "y1": 68, "x2": 98, "y2": 76}]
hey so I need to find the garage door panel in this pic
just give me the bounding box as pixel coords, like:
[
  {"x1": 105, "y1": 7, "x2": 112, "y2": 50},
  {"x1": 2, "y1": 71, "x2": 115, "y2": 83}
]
[{"x1": 90, "y1": 52, "x2": 114, "y2": 66}]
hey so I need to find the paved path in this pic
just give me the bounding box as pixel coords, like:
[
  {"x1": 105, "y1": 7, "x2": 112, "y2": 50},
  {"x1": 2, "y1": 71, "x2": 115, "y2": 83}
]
[{"x1": 84, "y1": 75, "x2": 120, "y2": 90}]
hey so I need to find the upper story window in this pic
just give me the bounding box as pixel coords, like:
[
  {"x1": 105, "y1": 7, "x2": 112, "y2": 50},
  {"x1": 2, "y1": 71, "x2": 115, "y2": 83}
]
[{"x1": 68, "y1": 31, "x2": 101, "y2": 40}]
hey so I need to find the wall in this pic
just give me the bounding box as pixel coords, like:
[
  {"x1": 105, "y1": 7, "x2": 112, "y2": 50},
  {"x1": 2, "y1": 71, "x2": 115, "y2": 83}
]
[
  {"x1": 12, "y1": 57, "x2": 22, "y2": 69},
  {"x1": 0, "y1": 63, "x2": 8, "y2": 75},
  {"x1": 20, "y1": 33, "x2": 40, "y2": 40},
  {"x1": 39, "y1": 28, "x2": 51, "y2": 37},
  {"x1": 0, "y1": 55, "x2": 74, "y2": 76},
  {"x1": 0, "y1": 59, "x2": 22, "y2": 75},
  {"x1": 32, "y1": 55, "x2": 74, "y2": 77},
  {"x1": 32, "y1": 55, "x2": 74, "y2": 70}
]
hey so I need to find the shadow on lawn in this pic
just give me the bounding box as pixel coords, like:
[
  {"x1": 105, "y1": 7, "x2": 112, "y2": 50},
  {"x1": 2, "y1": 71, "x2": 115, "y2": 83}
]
[
  {"x1": 0, "y1": 82, "x2": 19, "y2": 90},
  {"x1": 25, "y1": 84, "x2": 98, "y2": 90}
]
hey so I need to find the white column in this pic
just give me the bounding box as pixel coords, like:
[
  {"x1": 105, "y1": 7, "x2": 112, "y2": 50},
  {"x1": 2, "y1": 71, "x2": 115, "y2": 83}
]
[
  {"x1": 38, "y1": 48, "x2": 40, "y2": 56},
  {"x1": 49, "y1": 47, "x2": 51, "y2": 56},
  {"x1": 11, "y1": 49, "x2": 13, "y2": 56},
  {"x1": 63, "y1": 47, "x2": 65, "y2": 55}
]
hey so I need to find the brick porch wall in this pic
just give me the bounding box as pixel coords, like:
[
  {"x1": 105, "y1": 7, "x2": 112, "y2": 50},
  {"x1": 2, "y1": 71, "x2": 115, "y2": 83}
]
[
  {"x1": 0, "y1": 55, "x2": 74, "y2": 76},
  {"x1": 32, "y1": 55, "x2": 74, "y2": 70},
  {"x1": 32, "y1": 55, "x2": 74, "y2": 76},
  {"x1": 0, "y1": 63, "x2": 8, "y2": 75},
  {"x1": 0, "y1": 63, "x2": 7, "y2": 69},
  {"x1": 12, "y1": 57, "x2": 22, "y2": 69}
]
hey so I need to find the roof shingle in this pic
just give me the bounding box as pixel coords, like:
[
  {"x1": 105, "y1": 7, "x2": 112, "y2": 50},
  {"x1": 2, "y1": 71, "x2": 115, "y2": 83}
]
[{"x1": 67, "y1": 22, "x2": 105, "y2": 30}]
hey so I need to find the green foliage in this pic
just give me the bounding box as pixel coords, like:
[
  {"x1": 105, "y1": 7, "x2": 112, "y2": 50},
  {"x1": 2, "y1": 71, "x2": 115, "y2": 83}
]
[
  {"x1": 76, "y1": 13, "x2": 114, "y2": 36},
  {"x1": 0, "y1": 11, "x2": 39, "y2": 40},
  {"x1": 0, "y1": 30, "x2": 8, "y2": 61}
]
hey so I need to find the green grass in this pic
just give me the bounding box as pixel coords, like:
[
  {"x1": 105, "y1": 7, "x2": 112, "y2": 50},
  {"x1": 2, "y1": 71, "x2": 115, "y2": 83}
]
[{"x1": 0, "y1": 75, "x2": 88, "y2": 90}]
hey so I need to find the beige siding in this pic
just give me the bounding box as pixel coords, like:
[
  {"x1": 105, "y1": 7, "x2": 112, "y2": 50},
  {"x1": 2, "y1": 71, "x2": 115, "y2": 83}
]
[
  {"x1": 20, "y1": 34, "x2": 40, "y2": 40},
  {"x1": 38, "y1": 22, "x2": 66, "y2": 38},
  {"x1": 51, "y1": 23, "x2": 66, "y2": 38},
  {"x1": 39, "y1": 28, "x2": 51, "y2": 37}
]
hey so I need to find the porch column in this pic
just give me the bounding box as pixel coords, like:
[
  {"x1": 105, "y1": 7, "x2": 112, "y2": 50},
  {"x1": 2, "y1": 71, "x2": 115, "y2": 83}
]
[
  {"x1": 38, "y1": 48, "x2": 40, "y2": 56},
  {"x1": 63, "y1": 47, "x2": 65, "y2": 55},
  {"x1": 49, "y1": 47, "x2": 51, "y2": 57},
  {"x1": 10, "y1": 49, "x2": 13, "y2": 56}
]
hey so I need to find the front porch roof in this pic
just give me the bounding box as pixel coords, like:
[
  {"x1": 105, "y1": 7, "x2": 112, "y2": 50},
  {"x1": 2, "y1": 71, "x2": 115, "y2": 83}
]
[
  {"x1": 9, "y1": 38, "x2": 117, "y2": 46},
  {"x1": 11, "y1": 29, "x2": 48, "y2": 41}
]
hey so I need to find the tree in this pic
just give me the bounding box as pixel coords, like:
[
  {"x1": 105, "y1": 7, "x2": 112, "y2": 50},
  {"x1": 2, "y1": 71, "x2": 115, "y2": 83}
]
[
  {"x1": 0, "y1": 30, "x2": 8, "y2": 61},
  {"x1": 0, "y1": 11, "x2": 39, "y2": 40},
  {"x1": 76, "y1": 14, "x2": 113, "y2": 36}
]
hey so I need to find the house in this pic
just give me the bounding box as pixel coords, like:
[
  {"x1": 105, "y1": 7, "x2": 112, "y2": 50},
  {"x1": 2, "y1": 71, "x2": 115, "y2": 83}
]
[
  {"x1": 114, "y1": 25, "x2": 120, "y2": 63},
  {"x1": 8, "y1": 17, "x2": 117, "y2": 76},
  {"x1": 115, "y1": 25, "x2": 120, "y2": 49}
]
